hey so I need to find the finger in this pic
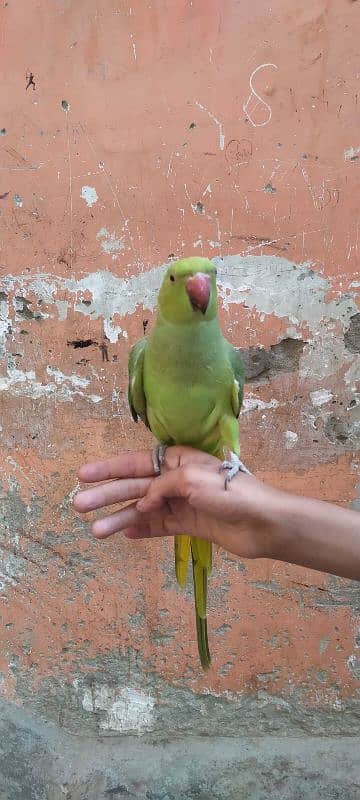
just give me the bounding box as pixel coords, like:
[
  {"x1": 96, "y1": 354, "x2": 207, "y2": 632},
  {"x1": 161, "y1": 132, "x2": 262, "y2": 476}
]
[
  {"x1": 136, "y1": 473, "x2": 182, "y2": 513},
  {"x1": 78, "y1": 446, "x2": 217, "y2": 484},
  {"x1": 136, "y1": 465, "x2": 203, "y2": 512},
  {"x1": 78, "y1": 450, "x2": 156, "y2": 483},
  {"x1": 123, "y1": 525, "x2": 153, "y2": 539},
  {"x1": 74, "y1": 477, "x2": 151, "y2": 512},
  {"x1": 91, "y1": 502, "x2": 143, "y2": 538},
  {"x1": 123, "y1": 516, "x2": 176, "y2": 540}
]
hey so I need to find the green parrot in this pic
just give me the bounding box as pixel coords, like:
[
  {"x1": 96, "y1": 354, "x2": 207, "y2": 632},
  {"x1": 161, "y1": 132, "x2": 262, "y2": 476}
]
[{"x1": 127, "y1": 256, "x2": 249, "y2": 669}]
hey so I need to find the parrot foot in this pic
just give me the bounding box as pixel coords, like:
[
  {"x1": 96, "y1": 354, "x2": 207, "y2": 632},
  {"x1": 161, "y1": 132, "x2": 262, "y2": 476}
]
[
  {"x1": 219, "y1": 452, "x2": 252, "y2": 490},
  {"x1": 152, "y1": 444, "x2": 168, "y2": 475}
]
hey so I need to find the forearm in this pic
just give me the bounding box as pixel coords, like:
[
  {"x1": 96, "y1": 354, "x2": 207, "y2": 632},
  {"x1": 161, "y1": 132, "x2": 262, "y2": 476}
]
[{"x1": 266, "y1": 493, "x2": 360, "y2": 580}]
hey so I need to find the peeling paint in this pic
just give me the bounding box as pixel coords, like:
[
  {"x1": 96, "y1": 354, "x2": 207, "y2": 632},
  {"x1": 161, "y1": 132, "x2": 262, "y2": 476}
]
[
  {"x1": 213, "y1": 257, "x2": 358, "y2": 331},
  {"x1": 285, "y1": 430, "x2": 298, "y2": 449},
  {"x1": 97, "y1": 227, "x2": 125, "y2": 255},
  {"x1": 3, "y1": 255, "x2": 358, "y2": 333},
  {"x1": 347, "y1": 654, "x2": 360, "y2": 679},
  {"x1": 2, "y1": 257, "x2": 358, "y2": 402},
  {"x1": 81, "y1": 186, "x2": 98, "y2": 207},
  {"x1": 0, "y1": 552, "x2": 24, "y2": 592},
  {"x1": 81, "y1": 685, "x2": 155, "y2": 733},
  {"x1": 103, "y1": 318, "x2": 128, "y2": 343},
  {"x1": 310, "y1": 389, "x2": 334, "y2": 407},
  {"x1": 0, "y1": 366, "x2": 102, "y2": 403},
  {"x1": 242, "y1": 397, "x2": 280, "y2": 413},
  {"x1": 344, "y1": 146, "x2": 360, "y2": 161}
]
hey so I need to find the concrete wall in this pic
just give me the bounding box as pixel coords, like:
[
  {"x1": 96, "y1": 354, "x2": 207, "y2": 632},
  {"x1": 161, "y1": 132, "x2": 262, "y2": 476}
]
[{"x1": 0, "y1": 1, "x2": 359, "y2": 797}]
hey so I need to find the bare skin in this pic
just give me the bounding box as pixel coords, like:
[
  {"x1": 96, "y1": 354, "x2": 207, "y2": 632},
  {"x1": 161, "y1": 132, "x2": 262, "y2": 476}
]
[{"x1": 73, "y1": 446, "x2": 360, "y2": 581}]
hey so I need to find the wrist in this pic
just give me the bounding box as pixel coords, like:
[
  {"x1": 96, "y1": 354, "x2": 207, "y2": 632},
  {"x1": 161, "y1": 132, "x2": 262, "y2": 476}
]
[{"x1": 248, "y1": 485, "x2": 295, "y2": 560}]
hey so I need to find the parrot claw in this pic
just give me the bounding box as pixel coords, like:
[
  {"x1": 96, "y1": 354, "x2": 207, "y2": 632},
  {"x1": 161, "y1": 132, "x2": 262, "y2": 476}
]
[
  {"x1": 152, "y1": 444, "x2": 168, "y2": 475},
  {"x1": 219, "y1": 452, "x2": 252, "y2": 490}
]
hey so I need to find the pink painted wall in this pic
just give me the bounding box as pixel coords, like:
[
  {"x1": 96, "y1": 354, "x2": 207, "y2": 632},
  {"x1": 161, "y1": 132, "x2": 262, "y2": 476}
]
[{"x1": 0, "y1": 0, "x2": 359, "y2": 742}]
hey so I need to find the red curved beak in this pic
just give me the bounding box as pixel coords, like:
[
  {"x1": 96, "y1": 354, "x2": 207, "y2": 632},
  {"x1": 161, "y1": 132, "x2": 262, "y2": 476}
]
[{"x1": 186, "y1": 272, "x2": 211, "y2": 314}]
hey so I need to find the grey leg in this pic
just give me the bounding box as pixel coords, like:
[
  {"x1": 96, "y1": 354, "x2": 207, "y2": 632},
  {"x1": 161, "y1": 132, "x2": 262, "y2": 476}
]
[
  {"x1": 219, "y1": 452, "x2": 252, "y2": 490},
  {"x1": 152, "y1": 444, "x2": 168, "y2": 475}
]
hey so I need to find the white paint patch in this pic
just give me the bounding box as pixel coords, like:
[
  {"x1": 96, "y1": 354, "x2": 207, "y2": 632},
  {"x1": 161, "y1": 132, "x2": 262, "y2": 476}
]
[
  {"x1": 347, "y1": 654, "x2": 360, "y2": 679},
  {"x1": 81, "y1": 685, "x2": 155, "y2": 733},
  {"x1": 344, "y1": 146, "x2": 360, "y2": 161},
  {"x1": 97, "y1": 227, "x2": 125, "y2": 255},
  {"x1": 0, "y1": 478, "x2": 27, "y2": 592},
  {"x1": 13, "y1": 194, "x2": 24, "y2": 207},
  {"x1": 213, "y1": 256, "x2": 358, "y2": 333},
  {"x1": 55, "y1": 300, "x2": 69, "y2": 321},
  {"x1": 241, "y1": 397, "x2": 280, "y2": 413},
  {"x1": 0, "y1": 293, "x2": 11, "y2": 356},
  {"x1": 0, "y1": 366, "x2": 102, "y2": 403},
  {"x1": 46, "y1": 366, "x2": 89, "y2": 389},
  {"x1": 81, "y1": 185, "x2": 98, "y2": 207},
  {"x1": 285, "y1": 430, "x2": 298, "y2": 449},
  {"x1": 0, "y1": 552, "x2": 24, "y2": 592},
  {"x1": 103, "y1": 318, "x2": 128, "y2": 343},
  {"x1": 310, "y1": 389, "x2": 334, "y2": 407},
  {"x1": 3, "y1": 257, "x2": 358, "y2": 386},
  {"x1": 344, "y1": 360, "x2": 360, "y2": 387}
]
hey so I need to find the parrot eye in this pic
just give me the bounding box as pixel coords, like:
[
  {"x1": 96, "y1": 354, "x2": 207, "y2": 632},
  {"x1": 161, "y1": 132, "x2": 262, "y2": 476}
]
[{"x1": 169, "y1": 274, "x2": 175, "y2": 282}]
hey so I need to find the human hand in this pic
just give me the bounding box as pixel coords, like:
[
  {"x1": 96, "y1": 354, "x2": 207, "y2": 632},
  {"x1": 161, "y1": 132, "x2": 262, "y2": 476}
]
[{"x1": 73, "y1": 446, "x2": 280, "y2": 560}]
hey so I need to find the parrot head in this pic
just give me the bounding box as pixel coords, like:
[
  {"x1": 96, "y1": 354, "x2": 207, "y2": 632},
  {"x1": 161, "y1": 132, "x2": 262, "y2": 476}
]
[{"x1": 158, "y1": 257, "x2": 218, "y2": 324}]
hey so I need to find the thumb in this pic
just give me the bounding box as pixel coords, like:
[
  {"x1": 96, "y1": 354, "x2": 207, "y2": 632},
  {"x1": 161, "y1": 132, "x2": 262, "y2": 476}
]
[{"x1": 136, "y1": 468, "x2": 187, "y2": 513}]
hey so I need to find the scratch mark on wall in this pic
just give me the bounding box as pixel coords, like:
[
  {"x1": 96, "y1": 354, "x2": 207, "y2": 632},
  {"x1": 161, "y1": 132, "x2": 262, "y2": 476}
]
[
  {"x1": 301, "y1": 168, "x2": 339, "y2": 211},
  {"x1": 80, "y1": 124, "x2": 128, "y2": 227},
  {"x1": 195, "y1": 101, "x2": 225, "y2": 150},
  {"x1": 130, "y1": 32, "x2": 137, "y2": 61},
  {"x1": 243, "y1": 63, "x2": 278, "y2": 127},
  {"x1": 64, "y1": 111, "x2": 74, "y2": 269}
]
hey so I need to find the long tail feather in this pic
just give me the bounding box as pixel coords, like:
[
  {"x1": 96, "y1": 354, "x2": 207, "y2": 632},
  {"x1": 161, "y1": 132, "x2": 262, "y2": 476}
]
[
  {"x1": 174, "y1": 535, "x2": 191, "y2": 587},
  {"x1": 191, "y1": 537, "x2": 211, "y2": 670},
  {"x1": 191, "y1": 536, "x2": 212, "y2": 572},
  {"x1": 174, "y1": 534, "x2": 212, "y2": 669},
  {"x1": 195, "y1": 612, "x2": 211, "y2": 671}
]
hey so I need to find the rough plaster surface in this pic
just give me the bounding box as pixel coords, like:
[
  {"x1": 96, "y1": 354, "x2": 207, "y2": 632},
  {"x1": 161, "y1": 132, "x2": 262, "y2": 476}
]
[
  {"x1": 0, "y1": 0, "x2": 359, "y2": 795},
  {"x1": 1, "y1": 701, "x2": 360, "y2": 800}
]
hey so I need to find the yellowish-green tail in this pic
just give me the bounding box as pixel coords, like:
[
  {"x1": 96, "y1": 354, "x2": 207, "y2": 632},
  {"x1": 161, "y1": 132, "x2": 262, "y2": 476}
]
[{"x1": 174, "y1": 534, "x2": 212, "y2": 670}]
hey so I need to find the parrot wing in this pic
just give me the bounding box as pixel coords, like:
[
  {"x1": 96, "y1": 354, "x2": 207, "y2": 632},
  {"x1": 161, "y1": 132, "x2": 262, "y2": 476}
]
[
  {"x1": 128, "y1": 338, "x2": 149, "y2": 428},
  {"x1": 226, "y1": 341, "x2": 245, "y2": 418}
]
